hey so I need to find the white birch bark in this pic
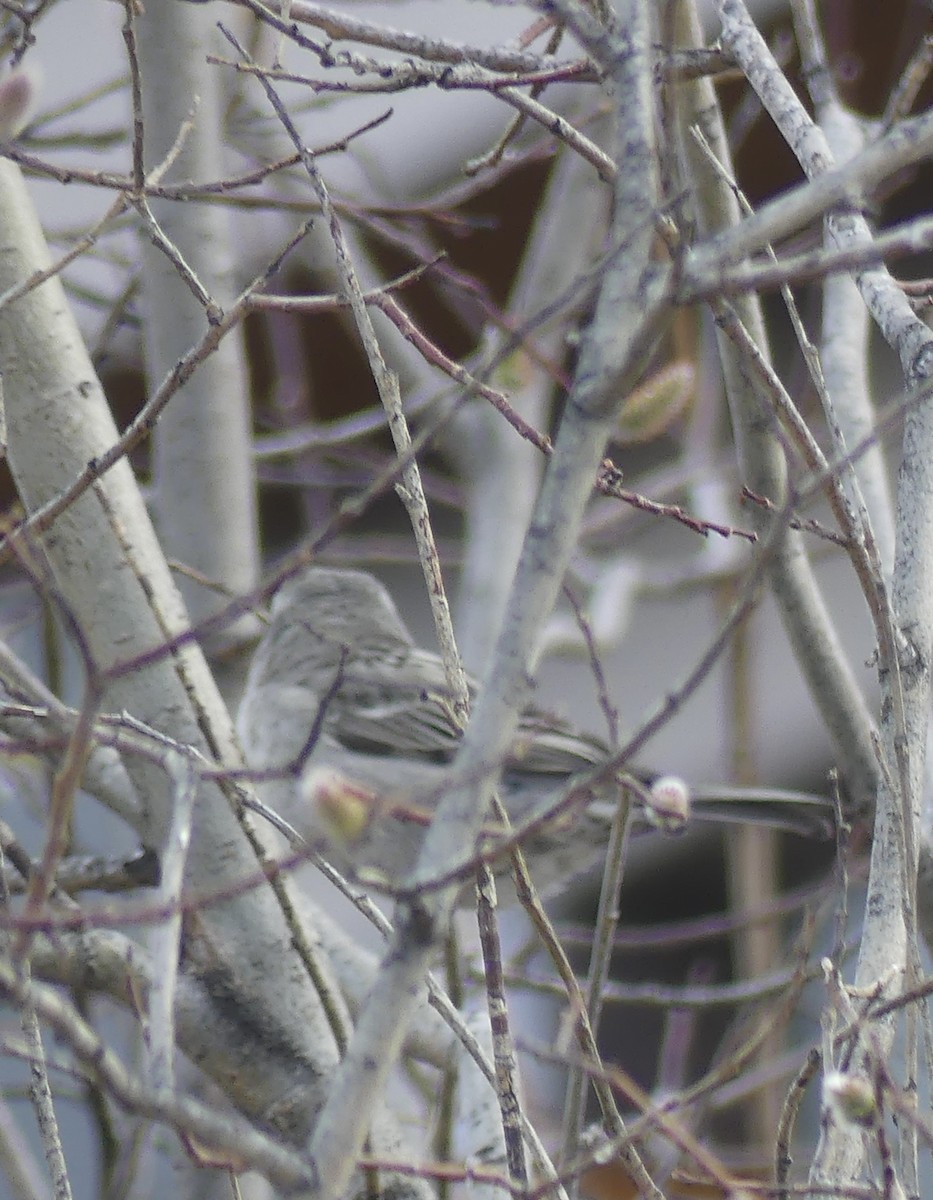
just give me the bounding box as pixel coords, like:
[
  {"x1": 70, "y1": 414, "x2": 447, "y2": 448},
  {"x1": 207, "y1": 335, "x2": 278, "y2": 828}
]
[
  {"x1": 135, "y1": 3, "x2": 259, "y2": 628},
  {"x1": 0, "y1": 157, "x2": 427, "y2": 1198}
]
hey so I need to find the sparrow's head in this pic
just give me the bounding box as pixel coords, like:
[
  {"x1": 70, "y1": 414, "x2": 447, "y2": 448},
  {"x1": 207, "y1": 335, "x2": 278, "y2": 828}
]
[{"x1": 261, "y1": 567, "x2": 414, "y2": 676}]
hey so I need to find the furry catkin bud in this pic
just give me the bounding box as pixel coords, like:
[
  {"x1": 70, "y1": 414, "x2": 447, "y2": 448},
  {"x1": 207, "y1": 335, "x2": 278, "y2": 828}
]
[
  {"x1": 301, "y1": 766, "x2": 377, "y2": 847},
  {"x1": 0, "y1": 67, "x2": 38, "y2": 142},
  {"x1": 644, "y1": 775, "x2": 691, "y2": 834},
  {"x1": 823, "y1": 1071, "x2": 876, "y2": 1129}
]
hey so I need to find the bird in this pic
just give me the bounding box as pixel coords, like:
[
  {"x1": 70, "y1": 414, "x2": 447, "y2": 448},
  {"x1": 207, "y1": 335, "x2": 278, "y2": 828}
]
[{"x1": 236, "y1": 566, "x2": 837, "y2": 901}]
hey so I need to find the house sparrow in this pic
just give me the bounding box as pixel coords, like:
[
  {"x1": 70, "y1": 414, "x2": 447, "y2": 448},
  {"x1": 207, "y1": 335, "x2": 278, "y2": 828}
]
[{"x1": 237, "y1": 567, "x2": 835, "y2": 899}]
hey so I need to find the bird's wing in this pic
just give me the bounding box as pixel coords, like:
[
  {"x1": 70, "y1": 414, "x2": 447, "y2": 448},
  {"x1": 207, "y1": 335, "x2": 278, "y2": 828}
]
[
  {"x1": 326, "y1": 646, "x2": 470, "y2": 760},
  {"x1": 325, "y1": 645, "x2": 610, "y2": 774},
  {"x1": 507, "y1": 708, "x2": 609, "y2": 774}
]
